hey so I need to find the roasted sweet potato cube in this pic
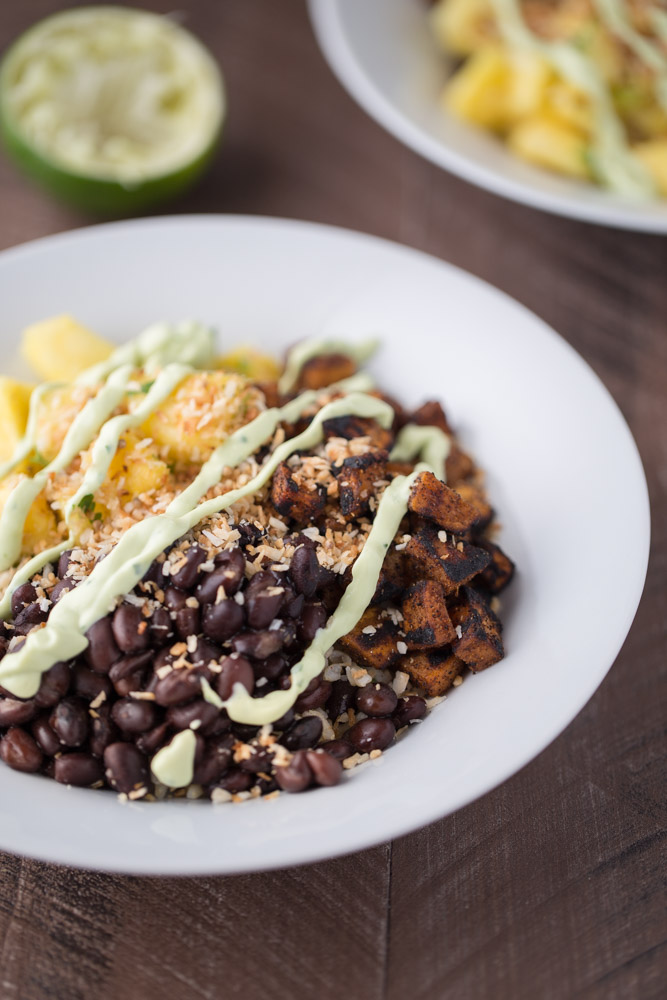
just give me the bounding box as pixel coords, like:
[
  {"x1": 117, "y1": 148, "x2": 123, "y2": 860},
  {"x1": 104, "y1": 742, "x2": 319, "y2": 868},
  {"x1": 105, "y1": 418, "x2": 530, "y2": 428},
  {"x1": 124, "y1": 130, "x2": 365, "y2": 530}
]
[
  {"x1": 337, "y1": 607, "x2": 400, "y2": 670},
  {"x1": 445, "y1": 444, "x2": 475, "y2": 486},
  {"x1": 322, "y1": 414, "x2": 393, "y2": 451},
  {"x1": 334, "y1": 450, "x2": 388, "y2": 520},
  {"x1": 450, "y1": 587, "x2": 504, "y2": 671},
  {"x1": 454, "y1": 482, "x2": 493, "y2": 532},
  {"x1": 255, "y1": 381, "x2": 282, "y2": 408},
  {"x1": 478, "y1": 540, "x2": 515, "y2": 594},
  {"x1": 271, "y1": 463, "x2": 326, "y2": 523},
  {"x1": 408, "y1": 471, "x2": 481, "y2": 534},
  {"x1": 386, "y1": 460, "x2": 415, "y2": 477},
  {"x1": 402, "y1": 579, "x2": 456, "y2": 648},
  {"x1": 405, "y1": 522, "x2": 491, "y2": 593},
  {"x1": 402, "y1": 647, "x2": 464, "y2": 697},
  {"x1": 371, "y1": 546, "x2": 406, "y2": 605},
  {"x1": 297, "y1": 353, "x2": 356, "y2": 390},
  {"x1": 409, "y1": 400, "x2": 453, "y2": 435}
]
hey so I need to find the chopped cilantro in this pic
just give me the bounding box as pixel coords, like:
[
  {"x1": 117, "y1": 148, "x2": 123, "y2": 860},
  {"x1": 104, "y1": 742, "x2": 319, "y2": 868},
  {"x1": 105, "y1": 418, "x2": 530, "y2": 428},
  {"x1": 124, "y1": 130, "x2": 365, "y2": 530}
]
[
  {"x1": 77, "y1": 494, "x2": 95, "y2": 514},
  {"x1": 141, "y1": 380, "x2": 155, "y2": 393},
  {"x1": 32, "y1": 449, "x2": 48, "y2": 467}
]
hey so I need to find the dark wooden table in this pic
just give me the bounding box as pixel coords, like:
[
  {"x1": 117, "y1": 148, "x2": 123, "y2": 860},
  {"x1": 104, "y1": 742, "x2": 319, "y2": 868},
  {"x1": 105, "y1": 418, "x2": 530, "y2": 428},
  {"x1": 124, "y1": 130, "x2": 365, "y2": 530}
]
[{"x1": 0, "y1": 2, "x2": 665, "y2": 998}]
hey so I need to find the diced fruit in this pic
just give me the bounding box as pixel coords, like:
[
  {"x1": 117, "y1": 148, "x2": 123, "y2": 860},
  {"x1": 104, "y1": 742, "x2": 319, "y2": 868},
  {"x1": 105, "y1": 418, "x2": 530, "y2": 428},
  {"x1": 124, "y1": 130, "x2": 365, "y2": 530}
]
[
  {"x1": 21, "y1": 315, "x2": 113, "y2": 381},
  {"x1": 0, "y1": 377, "x2": 34, "y2": 462},
  {"x1": 507, "y1": 115, "x2": 591, "y2": 178},
  {"x1": 216, "y1": 346, "x2": 281, "y2": 381},
  {"x1": 430, "y1": 0, "x2": 493, "y2": 57},
  {"x1": 634, "y1": 141, "x2": 667, "y2": 196},
  {"x1": 0, "y1": 474, "x2": 58, "y2": 556}
]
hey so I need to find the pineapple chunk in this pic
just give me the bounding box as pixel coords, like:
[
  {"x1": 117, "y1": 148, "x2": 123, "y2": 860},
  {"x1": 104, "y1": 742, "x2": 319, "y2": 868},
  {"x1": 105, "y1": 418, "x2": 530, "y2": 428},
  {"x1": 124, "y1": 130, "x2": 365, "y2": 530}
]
[
  {"x1": 0, "y1": 474, "x2": 58, "y2": 558},
  {"x1": 108, "y1": 431, "x2": 170, "y2": 498},
  {"x1": 21, "y1": 315, "x2": 113, "y2": 382},
  {"x1": 444, "y1": 46, "x2": 511, "y2": 131},
  {"x1": 508, "y1": 115, "x2": 591, "y2": 178},
  {"x1": 431, "y1": 0, "x2": 493, "y2": 57},
  {"x1": 546, "y1": 81, "x2": 593, "y2": 132},
  {"x1": 0, "y1": 378, "x2": 35, "y2": 462},
  {"x1": 142, "y1": 372, "x2": 264, "y2": 465},
  {"x1": 633, "y1": 141, "x2": 667, "y2": 195},
  {"x1": 216, "y1": 346, "x2": 281, "y2": 381}
]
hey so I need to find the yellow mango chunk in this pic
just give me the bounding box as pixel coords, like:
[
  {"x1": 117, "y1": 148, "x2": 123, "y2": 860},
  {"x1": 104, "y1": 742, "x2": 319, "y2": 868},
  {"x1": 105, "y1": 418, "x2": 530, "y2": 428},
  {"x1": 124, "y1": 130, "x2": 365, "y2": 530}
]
[
  {"x1": 216, "y1": 346, "x2": 281, "y2": 382},
  {"x1": 142, "y1": 371, "x2": 265, "y2": 465},
  {"x1": 0, "y1": 474, "x2": 58, "y2": 559},
  {"x1": 21, "y1": 315, "x2": 113, "y2": 382},
  {"x1": 0, "y1": 377, "x2": 35, "y2": 462},
  {"x1": 507, "y1": 115, "x2": 591, "y2": 178},
  {"x1": 430, "y1": 0, "x2": 493, "y2": 57},
  {"x1": 634, "y1": 141, "x2": 667, "y2": 195}
]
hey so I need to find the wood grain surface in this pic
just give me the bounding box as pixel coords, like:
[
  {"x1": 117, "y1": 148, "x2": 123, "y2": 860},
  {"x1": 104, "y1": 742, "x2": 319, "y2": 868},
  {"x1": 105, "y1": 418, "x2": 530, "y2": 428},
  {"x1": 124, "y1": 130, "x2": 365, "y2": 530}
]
[{"x1": 0, "y1": 3, "x2": 665, "y2": 999}]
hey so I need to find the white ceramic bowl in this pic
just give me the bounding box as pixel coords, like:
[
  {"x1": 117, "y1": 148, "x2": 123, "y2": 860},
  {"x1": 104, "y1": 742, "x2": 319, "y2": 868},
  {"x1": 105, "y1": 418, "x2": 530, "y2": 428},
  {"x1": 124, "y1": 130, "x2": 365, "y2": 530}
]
[
  {"x1": 0, "y1": 216, "x2": 649, "y2": 873},
  {"x1": 309, "y1": 0, "x2": 667, "y2": 232}
]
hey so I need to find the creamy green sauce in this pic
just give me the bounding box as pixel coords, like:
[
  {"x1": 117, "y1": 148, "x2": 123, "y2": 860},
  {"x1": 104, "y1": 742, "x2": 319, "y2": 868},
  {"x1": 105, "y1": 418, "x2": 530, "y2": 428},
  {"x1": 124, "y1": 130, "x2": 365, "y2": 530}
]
[
  {"x1": 0, "y1": 381, "x2": 62, "y2": 482},
  {"x1": 151, "y1": 729, "x2": 197, "y2": 788},
  {"x1": 277, "y1": 336, "x2": 380, "y2": 395},
  {"x1": 390, "y1": 424, "x2": 451, "y2": 482},
  {"x1": 489, "y1": 0, "x2": 656, "y2": 197},
  {"x1": 77, "y1": 321, "x2": 215, "y2": 386},
  {"x1": 594, "y1": 0, "x2": 667, "y2": 113}
]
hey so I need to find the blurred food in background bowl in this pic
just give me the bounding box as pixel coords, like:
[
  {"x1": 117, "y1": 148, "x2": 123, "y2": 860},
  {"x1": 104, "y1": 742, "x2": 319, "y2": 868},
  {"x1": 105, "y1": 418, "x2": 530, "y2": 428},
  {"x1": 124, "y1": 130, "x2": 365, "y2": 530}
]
[{"x1": 0, "y1": 6, "x2": 225, "y2": 214}]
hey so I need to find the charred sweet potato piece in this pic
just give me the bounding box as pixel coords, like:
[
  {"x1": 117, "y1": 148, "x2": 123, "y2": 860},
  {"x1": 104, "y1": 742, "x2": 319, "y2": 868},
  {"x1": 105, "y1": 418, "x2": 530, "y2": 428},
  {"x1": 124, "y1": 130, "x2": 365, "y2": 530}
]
[
  {"x1": 450, "y1": 587, "x2": 504, "y2": 671},
  {"x1": 322, "y1": 414, "x2": 393, "y2": 451},
  {"x1": 405, "y1": 521, "x2": 491, "y2": 594},
  {"x1": 271, "y1": 463, "x2": 326, "y2": 523},
  {"x1": 478, "y1": 541, "x2": 515, "y2": 594},
  {"x1": 337, "y1": 607, "x2": 400, "y2": 671},
  {"x1": 297, "y1": 353, "x2": 356, "y2": 390},
  {"x1": 454, "y1": 482, "x2": 493, "y2": 532},
  {"x1": 255, "y1": 381, "x2": 282, "y2": 408},
  {"x1": 409, "y1": 400, "x2": 453, "y2": 435},
  {"x1": 402, "y1": 647, "x2": 464, "y2": 697},
  {"x1": 371, "y1": 546, "x2": 406, "y2": 605},
  {"x1": 334, "y1": 450, "x2": 388, "y2": 521},
  {"x1": 386, "y1": 460, "x2": 415, "y2": 478},
  {"x1": 408, "y1": 471, "x2": 481, "y2": 535},
  {"x1": 445, "y1": 444, "x2": 475, "y2": 486},
  {"x1": 402, "y1": 579, "x2": 456, "y2": 648}
]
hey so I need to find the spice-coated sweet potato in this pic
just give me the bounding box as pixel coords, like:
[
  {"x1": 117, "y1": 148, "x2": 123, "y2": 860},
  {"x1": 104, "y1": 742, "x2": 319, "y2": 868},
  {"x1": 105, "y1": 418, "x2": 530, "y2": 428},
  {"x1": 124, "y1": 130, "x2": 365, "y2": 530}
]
[
  {"x1": 450, "y1": 586, "x2": 504, "y2": 671},
  {"x1": 336, "y1": 606, "x2": 401, "y2": 671},
  {"x1": 322, "y1": 414, "x2": 393, "y2": 451},
  {"x1": 408, "y1": 471, "x2": 481, "y2": 535},
  {"x1": 401, "y1": 579, "x2": 456, "y2": 648},
  {"x1": 445, "y1": 443, "x2": 475, "y2": 486},
  {"x1": 271, "y1": 463, "x2": 327, "y2": 522},
  {"x1": 405, "y1": 521, "x2": 491, "y2": 593},
  {"x1": 297, "y1": 353, "x2": 357, "y2": 390},
  {"x1": 371, "y1": 546, "x2": 406, "y2": 606},
  {"x1": 478, "y1": 540, "x2": 515, "y2": 593},
  {"x1": 402, "y1": 647, "x2": 465, "y2": 697},
  {"x1": 408, "y1": 400, "x2": 453, "y2": 436},
  {"x1": 453, "y1": 482, "x2": 494, "y2": 532},
  {"x1": 334, "y1": 450, "x2": 389, "y2": 521}
]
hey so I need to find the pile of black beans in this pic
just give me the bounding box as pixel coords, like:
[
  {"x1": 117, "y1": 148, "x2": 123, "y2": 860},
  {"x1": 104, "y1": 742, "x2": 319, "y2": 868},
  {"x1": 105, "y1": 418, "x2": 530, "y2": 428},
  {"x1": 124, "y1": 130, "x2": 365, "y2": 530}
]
[{"x1": 0, "y1": 529, "x2": 427, "y2": 798}]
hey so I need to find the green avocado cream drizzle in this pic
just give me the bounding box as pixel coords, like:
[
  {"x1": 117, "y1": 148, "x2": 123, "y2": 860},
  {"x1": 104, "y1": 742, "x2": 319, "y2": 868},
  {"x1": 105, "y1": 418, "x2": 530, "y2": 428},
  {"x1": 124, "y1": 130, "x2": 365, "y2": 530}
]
[{"x1": 0, "y1": 327, "x2": 450, "y2": 789}]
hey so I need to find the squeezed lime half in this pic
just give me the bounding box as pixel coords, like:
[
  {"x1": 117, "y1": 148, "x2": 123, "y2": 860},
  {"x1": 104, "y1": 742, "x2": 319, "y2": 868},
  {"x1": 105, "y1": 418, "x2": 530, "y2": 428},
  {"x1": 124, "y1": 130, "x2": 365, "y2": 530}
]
[{"x1": 0, "y1": 6, "x2": 225, "y2": 214}]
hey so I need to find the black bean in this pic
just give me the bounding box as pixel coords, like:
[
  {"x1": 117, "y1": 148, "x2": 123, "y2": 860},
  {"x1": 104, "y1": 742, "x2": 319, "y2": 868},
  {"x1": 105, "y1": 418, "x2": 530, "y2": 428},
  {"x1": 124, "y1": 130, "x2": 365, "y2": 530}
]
[
  {"x1": 294, "y1": 677, "x2": 331, "y2": 712},
  {"x1": 271, "y1": 707, "x2": 295, "y2": 731},
  {"x1": 135, "y1": 722, "x2": 169, "y2": 756},
  {"x1": 72, "y1": 664, "x2": 112, "y2": 702},
  {"x1": 356, "y1": 683, "x2": 398, "y2": 718},
  {"x1": 149, "y1": 606, "x2": 173, "y2": 646},
  {"x1": 306, "y1": 749, "x2": 343, "y2": 786},
  {"x1": 231, "y1": 629, "x2": 284, "y2": 660},
  {"x1": 298, "y1": 602, "x2": 328, "y2": 644},
  {"x1": 57, "y1": 550, "x2": 73, "y2": 579},
  {"x1": 275, "y1": 750, "x2": 312, "y2": 793},
  {"x1": 347, "y1": 717, "x2": 396, "y2": 753},
  {"x1": 174, "y1": 606, "x2": 200, "y2": 640},
  {"x1": 142, "y1": 558, "x2": 166, "y2": 588},
  {"x1": 164, "y1": 585, "x2": 188, "y2": 612},
  {"x1": 166, "y1": 699, "x2": 222, "y2": 733},
  {"x1": 189, "y1": 638, "x2": 221, "y2": 671},
  {"x1": 253, "y1": 652, "x2": 288, "y2": 681},
  {"x1": 196, "y1": 549, "x2": 245, "y2": 604},
  {"x1": 213, "y1": 768, "x2": 252, "y2": 794},
  {"x1": 54, "y1": 753, "x2": 104, "y2": 787},
  {"x1": 154, "y1": 668, "x2": 204, "y2": 707},
  {"x1": 237, "y1": 521, "x2": 264, "y2": 548},
  {"x1": 109, "y1": 658, "x2": 149, "y2": 699},
  {"x1": 283, "y1": 716, "x2": 323, "y2": 750},
  {"x1": 0, "y1": 697, "x2": 37, "y2": 726},
  {"x1": 111, "y1": 697, "x2": 157, "y2": 734},
  {"x1": 238, "y1": 746, "x2": 273, "y2": 774},
  {"x1": 201, "y1": 600, "x2": 244, "y2": 642},
  {"x1": 111, "y1": 603, "x2": 150, "y2": 653},
  {"x1": 286, "y1": 593, "x2": 305, "y2": 619},
  {"x1": 49, "y1": 697, "x2": 89, "y2": 747},
  {"x1": 256, "y1": 775, "x2": 278, "y2": 795},
  {"x1": 289, "y1": 544, "x2": 320, "y2": 598},
  {"x1": 216, "y1": 655, "x2": 254, "y2": 701},
  {"x1": 85, "y1": 618, "x2": 121, "y2": 674},
  {"x1": 326, "y1": 679, "x2": 356, "y2": 720},
  {"x1": 31, "y1": 714, "x2": 61, "y2": 756},
  {"x1": 392, "y1": 695, "x2": 427, "y2": 728},
  {"x1": 50, "y1": 578, "x2": 76, "y2": 603},
  {"x1": 319, "y1": 738, "x2": 353, "y2": 762},
  {"x1": 13, "y1": 602, "x2": 48, "y2": 635},
  {"x1": 104, "y1": 742, "x2": 151, "y2": 794},
  {"x1": 245, "y1": 575, "x2": 284, "y2": 630},
  {"x1": 89, "y1": 705, "x2": 118, "y2": 757},
  {"x1": 194, "y1": 743, "x2": 233, "y2": 785},
  {"x1": 0, "y1": 727, "x2": 42, "y2": 772},
  {"x1": 11, "y1": 582, "x2": 37, "y2": 618},
  {"x1": 34, "y1": 660, "x2": 71, "y2": 707},
  {"x1": 231, "y1": 723, "x2": 260, "y2": 741},
  {"x1": 170, "y1": 544, "x2": 207, "y2": 589}
]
